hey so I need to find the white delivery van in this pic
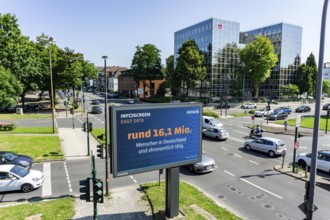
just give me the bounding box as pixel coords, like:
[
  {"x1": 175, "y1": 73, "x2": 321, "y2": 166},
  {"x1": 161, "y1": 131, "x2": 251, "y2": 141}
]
[{"x1": 202, "y1": 116, "x2": 224, "y2": 129}]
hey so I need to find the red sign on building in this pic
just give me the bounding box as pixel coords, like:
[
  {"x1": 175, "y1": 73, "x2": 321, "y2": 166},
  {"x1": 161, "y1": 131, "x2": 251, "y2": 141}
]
[{"x1": 218, "y1": 24, "x2": 223, "y2": 29}]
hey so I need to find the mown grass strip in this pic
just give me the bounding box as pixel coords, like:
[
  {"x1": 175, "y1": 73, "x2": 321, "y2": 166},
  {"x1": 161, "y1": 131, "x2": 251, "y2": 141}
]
[{"x1": 0, "y1": 114, "x2": 51, "y2": 120}]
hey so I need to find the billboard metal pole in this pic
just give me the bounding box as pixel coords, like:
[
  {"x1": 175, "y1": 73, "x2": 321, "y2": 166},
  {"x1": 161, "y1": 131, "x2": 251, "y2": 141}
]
[{"x1": 306, "y1": 1, "x2": 328, "y2": 219}]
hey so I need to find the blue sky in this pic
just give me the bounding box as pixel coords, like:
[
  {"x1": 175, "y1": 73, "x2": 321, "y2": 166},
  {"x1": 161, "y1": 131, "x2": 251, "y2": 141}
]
[{"x1": 1, "y1": 0, "x2": 329, "y2": 68}]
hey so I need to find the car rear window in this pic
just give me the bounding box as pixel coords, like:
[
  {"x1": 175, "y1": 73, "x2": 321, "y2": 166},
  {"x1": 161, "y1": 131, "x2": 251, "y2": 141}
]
[{"x1": 276, "y1": 140, "x2": 285, "y2": 146}]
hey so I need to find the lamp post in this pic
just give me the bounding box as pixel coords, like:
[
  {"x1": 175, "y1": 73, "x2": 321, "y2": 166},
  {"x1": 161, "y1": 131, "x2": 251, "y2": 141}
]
[
  {"x1": 102, "y1": 55, "x2": 110, "y2": 196},
  {"x1": 47, "y1": 37, "x2": 56, "y2": 134}
]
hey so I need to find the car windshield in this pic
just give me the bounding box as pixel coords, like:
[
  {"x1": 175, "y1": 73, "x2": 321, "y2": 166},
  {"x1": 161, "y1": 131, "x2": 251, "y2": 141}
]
[
  {"x1": 10, "y1": 165, "x2": 29, "y2": 177},
  {"x1": 209, "y1": 118, "x2": 220, "y2": 124},
  {"x1": 2, "y1": 152, "x2": 18, "y2": 160}
]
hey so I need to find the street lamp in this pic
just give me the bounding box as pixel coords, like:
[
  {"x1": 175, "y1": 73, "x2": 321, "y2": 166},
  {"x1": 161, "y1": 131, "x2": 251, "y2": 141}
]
[
  {"x1": 102, "y1": 55, "x2": 110, "y2": 196},
  {"x1": 47, "y1": 37, "x2": 56, "y2": 134}
]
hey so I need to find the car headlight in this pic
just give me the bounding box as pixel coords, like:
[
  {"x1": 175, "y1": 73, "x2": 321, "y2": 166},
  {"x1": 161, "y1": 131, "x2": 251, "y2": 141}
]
[
  {"x1": 32, "y1": 177, "x2": 41, "y2": 182},
  {"x1": 194, "y1": 163, "x2": 203, "y2": 168}
]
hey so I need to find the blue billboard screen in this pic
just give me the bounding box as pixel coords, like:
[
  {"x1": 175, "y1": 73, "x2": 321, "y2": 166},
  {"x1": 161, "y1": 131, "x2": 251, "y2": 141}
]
[{"x1": 110, "y1": 103, "x2": 202, "y2": 177}]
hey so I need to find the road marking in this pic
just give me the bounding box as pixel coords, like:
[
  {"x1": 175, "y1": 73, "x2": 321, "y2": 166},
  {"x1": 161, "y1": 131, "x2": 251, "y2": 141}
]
[
  {"x1": 63, "y1": 162, "x2": 73, "y2": 193},
  {"x1": 232, "y1": 130, "x2": 247, "y2": 135},
  {"x1": 249, "y1": 160, "x2": 260, "y2": 165},
  {"x1": 234, "y1": 153, "x2": 242, "y2": 158},
  {"x1": 239, "y1": 178, "x2": 283, "y2": 199},
  {"x1": 230, "y1": 137, "x2": 245, "y2": 143},
  {"x1": 42, "y1": 163, "x2": 52, "y2": 197},
  {"x1": 221, "y1": 147, "x2": 228, "y2": 151},
  {"x1": 222, "y1": 122, "x2": 232, "y2": 126},
  {"x1": 224, "y1": 170, "x2": 235, "y2": 176},
  {"x1": 130, "y1": 175, "x2": 138, "y2": 183}
]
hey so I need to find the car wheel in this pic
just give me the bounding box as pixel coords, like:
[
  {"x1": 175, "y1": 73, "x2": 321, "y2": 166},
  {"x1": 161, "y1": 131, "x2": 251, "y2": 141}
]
[
  {"x1": 268, "y1": 151, "x2": 275, "y2": 157},
  {"x1": 245, "y1": 145, "x2": 252, "y2": 151},
  {"x1": 297, "y1": 159, "x2": 307, "y2": 168},
  {"x1": 215, "y1": 136, "x2": 220, "y2": 141},
  {"x1": 21, "y1": 183, "x2": 34, "y2": 193},
  {"x1": 188, "y1": 165, "x2": 195, "y2": 173},
  {"x1": 202, "y1": 133, "x2": 206, "y2": 137}
]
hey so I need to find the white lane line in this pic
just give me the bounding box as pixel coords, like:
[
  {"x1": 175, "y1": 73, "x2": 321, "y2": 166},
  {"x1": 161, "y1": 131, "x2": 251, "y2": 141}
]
[
  {"x1": 249, "y1": 160, "x2": 260, "y2": 165},
  {"x1": 42, "y1": 163, "x2": 52, "y2": 197},
  {"x1": 232, "y1": 130, "x2": 247, "y2": 135},
  {"x1": 239, "y1": 178, "x2": 283, "y2": 199},
  {"x1": 63, "y1": 162, "x2": 73, "y2": 193},
  {"x1": 221, "y1": 147, "x2": 228, "y2": 151},
  {"x1": 234, "y1": 153, "x2": 242, "y2": 158},
  {"x1": 130, "y1": 175, "x2": 138, "y2": 183},
  {"x1": 224, "y1": 170, "x2": 235, "y2": 176},
  {"x1": 77, "y1": 117, "x2": 83, "y2": 124},
  {"x1": 230, "y1": 137, "x2": 245, "y2": 143},
  {"x1": 222, "y1": 122, "x2": 232, "y2": 126}
]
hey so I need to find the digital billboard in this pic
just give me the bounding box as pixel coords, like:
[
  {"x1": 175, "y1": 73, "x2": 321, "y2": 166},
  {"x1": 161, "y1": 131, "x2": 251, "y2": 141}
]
[{"x1": 110, "y1": 103, "x2": 202, "y2": 177}]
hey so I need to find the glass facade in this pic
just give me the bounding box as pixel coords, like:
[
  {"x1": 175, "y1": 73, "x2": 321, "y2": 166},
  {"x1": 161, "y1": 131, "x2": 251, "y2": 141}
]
[
  {"x1": 174, "y1": 18, "x2": 240, "y2": 99},
  {"x1": 174, "y1": 19, "x2": 302, "y2": 99},
  {"x1": 241, "y1": 23, "x2": 302, "y2": 98}
]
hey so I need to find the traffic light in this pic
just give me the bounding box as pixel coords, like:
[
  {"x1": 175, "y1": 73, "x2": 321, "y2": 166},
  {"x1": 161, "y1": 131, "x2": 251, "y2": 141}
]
[
  {"x1": 79, "y1": 178, "x2": 91, "y2": 201},
  {"x1": 82, "y1": 122, "x2": 87, "y2": 132},
  {"x1": 93, "y1": 179, "x2": 104, "y2": 203},
  {"x1": 70, "y1": 108, "x2": 74, "y2": 114},
  {"x1": 88, "y1": 122, "x2": 93, "y2": 132},
  {"x1": 97, "y1": 144, "x2": 104, "y2": 159}
]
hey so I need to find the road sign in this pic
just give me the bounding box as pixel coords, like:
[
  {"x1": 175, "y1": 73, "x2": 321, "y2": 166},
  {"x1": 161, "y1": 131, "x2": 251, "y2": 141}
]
[
  {"x1": 294, "y1": 141, "x2": 300, "y2": 149},
  {"x1": 296, "y1": 115, "x2": 301, "y2": 127},
  {"x1": 251, "y1": 115, "x2": 255, "y2": 120}
]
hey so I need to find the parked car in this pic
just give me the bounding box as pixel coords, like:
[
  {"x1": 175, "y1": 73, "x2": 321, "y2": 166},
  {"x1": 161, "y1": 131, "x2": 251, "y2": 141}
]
[
  {"x1": 253, "y1": 108, "x2": 274, "y2": 117},
  {"x1": 91, "y1": 100, "x2": 100, "y2": 105},
  {"x1": 295, "y1": 105, "x2": 311, "y2": 113},
  {"x1": 202, "y1": 127, "x2": 229, "y2": 141},
  {"x1": 0, "y1": 151, "x2": 33, "y2": 169},
  {"x1": 277, "y1": 106, "x2": 292, "y2": 114},
  {"x1": 244, "y1": 137, "x2": 287, "y2": 157},
  {"x1": 91, "y1": 106, "x2": 102, "y2": 114},
  {"x1": 215, "y1": 103, "x2": 230, "y2": 109},
  {"x1": 0, "y1": 164, "x2": 44, "y2": 193},
  {"x1": 295, "y1": 150, "x2": 330, "y2": 173},
  {"x1": 202, "y1": 116, "x2": 223, "y2": 129},
  {"x1": 266, "y1": 110, "x2": 288, "y2": 120},
  {"x1": 241, "y1": 103, "x2": 257, "y2": 109},
  {"x1": 322, "y1": 103, "x2": 330, "y2": 110},
  {"x1": 127, "y1": 99, "x2": 135, "y2": 104},
  {"x1": 185, "y1": 152, "x2": 215, "y2": 174}
]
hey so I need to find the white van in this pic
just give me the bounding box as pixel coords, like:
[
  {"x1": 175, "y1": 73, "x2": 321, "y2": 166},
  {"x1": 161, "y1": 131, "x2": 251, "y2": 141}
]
[{"x1": 202, "y1": 116, "x2": 223, "y2": 129}]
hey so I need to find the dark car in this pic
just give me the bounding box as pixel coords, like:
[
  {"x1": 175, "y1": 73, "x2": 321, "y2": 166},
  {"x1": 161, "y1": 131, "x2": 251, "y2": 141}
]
[
  {"x1": 91, "y1": 100, "x2": 100, "y2": 105},
  {"x1": 266, "y1": 110, "x2": 288, "y2": 120},
  {"x1": 0, "y1": 151, "x2": 33, "y2": 169},
  {"x1": 295, "y1": 105, "x2": 311, "y2": 113},
  {"x1": 91, "y1": 106, "x2": 102, "y2": 114},
  {"x1": 323, "y1": 103, "x2": 330, "y2": 110},
  {"x1": 215, "y1": 103, "x2": 230, "y2": 109}
]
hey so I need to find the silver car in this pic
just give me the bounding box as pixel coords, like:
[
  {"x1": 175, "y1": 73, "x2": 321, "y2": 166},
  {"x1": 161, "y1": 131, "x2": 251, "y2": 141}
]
[
  {"x1": 244, "y1": 137, "x2": 287, "y2": 157},
  {"x1": 186, "y1": 152, "x2": 215, "y2": 174},
  {"x1": 202, "y1": 127, "x2": 229, "y2": 141},
  {"x1": 295, "y1": 150, "x2": 330, "y2": 173}
]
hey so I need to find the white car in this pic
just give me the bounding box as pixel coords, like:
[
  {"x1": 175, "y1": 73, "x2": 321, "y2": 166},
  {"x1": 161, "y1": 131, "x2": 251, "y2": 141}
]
[
  {"x1": 127, "y1": 99, "x2": 135, "y2": 104},
  {"x1": 0, "y1": 165, "x2": 44, "y2": 193},
  {"x1": 254, "y1": 108, "x2": 274, "y2": 117},
  {"x1": 244, "y1": 137, "x2": 287, "y2": 157},
  {"x1": 202, "y1": 127, "x2": 229, "y2": 141},
  {"x1": 202, "y1": 116, "x2": 223, "y2": 129},
  {"x1": 295, "y1": 150, "x2": 330, "y2": 173},
  {"x1": 241, "y1": 103, "x2": 257, "y2": 109}
]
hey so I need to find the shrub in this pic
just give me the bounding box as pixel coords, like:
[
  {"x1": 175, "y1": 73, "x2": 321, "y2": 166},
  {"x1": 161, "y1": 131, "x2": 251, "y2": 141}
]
[
  {"x1": 0, "y1": 122, "x2": 16, "y2": 131},
  {"x1": 203, "y1": 110, "x2": 219, "y2": 118},
  {"x1": 249, "y1": 109, "x2": 255, "y2": 114}
]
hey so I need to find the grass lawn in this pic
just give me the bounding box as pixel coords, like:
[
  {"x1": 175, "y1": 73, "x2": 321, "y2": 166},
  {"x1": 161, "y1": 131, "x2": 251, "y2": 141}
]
[
  {"x1": 0, "y1": 197, "x2": 75, "y2": 220},
  {"x1": 0, "y1": 127, "x2": 55, "y2": 134},
  {"x1": 0, "y1": 114, "x2": 51, "y2": 120},
  {"x1": 231, "y1": 112, "x2": 253, "y2": 117},
  {"x1": 91, "y1": 128, "x2": 106, "y2": 144},
  {"x1": 141, "y1": 181, "x2": 242, "y2": 220},
  {"x1": 0, "y1": 135, "x2": 63, "y2": 161},
  {"x1": 275, "y1": 116, "x2": 330, "y2": 130}
]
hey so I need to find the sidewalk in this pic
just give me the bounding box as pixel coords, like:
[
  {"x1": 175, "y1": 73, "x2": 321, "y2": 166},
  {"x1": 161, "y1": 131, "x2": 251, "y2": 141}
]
[{"x1": 57, "y1": 111, "x2": 152, "y2": 220}]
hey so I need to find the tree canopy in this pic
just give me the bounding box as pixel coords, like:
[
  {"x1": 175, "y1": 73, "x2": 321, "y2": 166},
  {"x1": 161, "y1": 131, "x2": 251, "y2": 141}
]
[
  {"x1": 0, "y1": 66, "x2": 22, "y2": 106},
  {"x1": 240, "y1": 35, "x2": 278, "y2": 98}
]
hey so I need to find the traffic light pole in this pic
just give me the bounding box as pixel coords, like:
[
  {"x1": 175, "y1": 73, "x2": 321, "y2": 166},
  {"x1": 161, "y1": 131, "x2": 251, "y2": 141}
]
[
  {"x1": 87, "y1": 112, "x2": 90, "y2": 156},
  {"x1": 92, "y1": 154, "x2": 98, "y2": 220}
]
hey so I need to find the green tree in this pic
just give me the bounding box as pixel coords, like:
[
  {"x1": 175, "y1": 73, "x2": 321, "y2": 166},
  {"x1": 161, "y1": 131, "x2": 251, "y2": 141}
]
[
  {"x1": 175, "y1": 39, "x2": 206, "y2": 96},
  {"x1": 240, "y1": 35, "x2": 278, "y2": 98},
  {"x1": 306, "y1": 53, "x2": 317, "y2": 98},
  {"x1": 131, "y1": 44, "x2": 163, "y2": 98},
  {"x1": 0, "y1": 66, "x2": 23, "y2": 106},
  {"x1": 323, "y1": 79, "x2": 330, "y2": 97},
  {"x1": 165, "y1": 55, "x2": 178, "y2": 96},
  {"x1": 281, "y1": 84, "x2": 300, "y2": 98}
]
